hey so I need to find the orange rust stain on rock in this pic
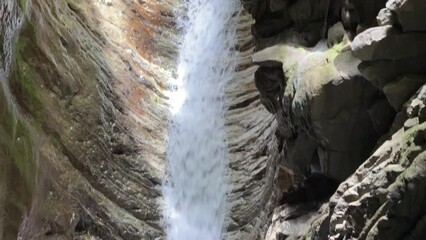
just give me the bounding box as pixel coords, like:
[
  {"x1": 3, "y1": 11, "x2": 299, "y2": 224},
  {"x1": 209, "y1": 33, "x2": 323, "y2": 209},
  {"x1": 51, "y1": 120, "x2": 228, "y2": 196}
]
[
  {"x1": 125, "y1": 1, "x2": 175, "y2": 62},
  {"x1": 127, "y1": 87, "x2": 148, "y2": 116}
]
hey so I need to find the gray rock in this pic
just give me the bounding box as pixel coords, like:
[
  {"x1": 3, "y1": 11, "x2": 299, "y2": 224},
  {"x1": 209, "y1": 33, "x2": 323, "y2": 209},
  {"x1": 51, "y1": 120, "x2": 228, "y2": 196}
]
[
  {"x1": 307, "y1": 86, "x2": 426, "y2": 240},
  {"x1": 352, "y1": 26, "x2": 426, "y2": 61},
  {"x1": 383, "y1": 75, "x2": 426, "y2": 110},
  {"x1": 254, "y1": 42, "x2": 393, "y2": 182},
  {"x1": 341, "y1": 0, "x2": 388, "y2": 39},
  {"x1": 387, "y1": 0, "x2": 426, "y2": 32},
  {"x1": 403, "y1": 116, "x2": 419, "y2": 129},
  {"x1": 359, "y1": 54, "x2": 426, "y2": 88},
  {"x1": 377, "y1": 7, "x2": 397, "y2": 26},
  {"x1": 367, "y1": 97, "x2": 396, "y2": 135},
  {"x1": 327, "y1": 22, "x2": 346, "y2": 47},
  {"x1": 269, "y1": 0, "x2": 289, "y2": 12}
]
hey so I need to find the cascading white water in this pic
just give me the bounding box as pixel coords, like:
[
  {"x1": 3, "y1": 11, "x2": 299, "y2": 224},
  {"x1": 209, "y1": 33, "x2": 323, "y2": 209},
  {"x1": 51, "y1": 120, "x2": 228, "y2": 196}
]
[{"x1": 163, "y1": 0, "x2": 241, "y2": 239}]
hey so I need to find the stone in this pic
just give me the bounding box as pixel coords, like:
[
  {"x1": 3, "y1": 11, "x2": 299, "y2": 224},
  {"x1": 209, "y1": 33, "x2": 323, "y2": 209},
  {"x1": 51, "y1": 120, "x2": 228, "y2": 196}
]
[
  {"x1": 244, "y1": 1, "x2": 426, "y2": 239},
  {"x1": 352, "y1": 26, "x2": 426, "y2": 61},
  {"x1": 327, "y1": 22, "x2": 346, "y2": 47},
  {"x1": 269, "y1": 0, "x2": 289, "y2": 12},
  {"x1": 223, "y1": 10, "x2": 286, "y2": 240},
  {"x1": 377, "y1": 8, "x2": 396, "y2": 26},
  {"x1": 265, "y1": 203, "x2": 321, "y2": 240},
  {"x1": 341, "y1": 0, "x2": 388, "y2": 39},
  {"x1": 367, "y1": 97, "x2": 396, "y2": 134},
  {"x1": 383, "y1": 75, "x2": 426, "y2": 110},
  {"x1": 1, "y1": 0, "x2": 178, "y2": 238},
  {"x1": 288, "y1": 0, "x2": 329, "y2": 24},
  {"x1": 403, "y1": 116, "x2": 419, "y2": 130},
  {"x1": 305, "y1": 87, "x2": 426, "y2": 239},
  {"x1": 282, "y1": 132, "x2": 318, "y2": 182},
  {"x1": 253, "y1": 40, "x2": 394, "y2": 183},
  {"x1": 254, "y1": 66, "x2": 285, "y2": 114},
  {"x1": 254, "y1": 13, "x2": 292, "y2": 38},
  {"x1": 6, "y1": 0, "x2": 426, "y2": 239},
  {"x1": 359, "y1": 54, "x2": 426, "y2": 88},
  {"x1": 387, "y1": 0, "x2": 426, "y2": 32}
]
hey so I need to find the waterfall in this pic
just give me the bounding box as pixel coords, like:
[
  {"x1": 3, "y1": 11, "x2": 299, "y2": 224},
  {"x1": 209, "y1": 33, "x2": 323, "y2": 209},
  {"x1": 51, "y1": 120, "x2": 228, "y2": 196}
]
[
  {"x1": 163, "y1": 0, "x2": 241, "y2": 239},
  {"x1": 1, "y1": 1, "x2": 40, "y2": 238}
]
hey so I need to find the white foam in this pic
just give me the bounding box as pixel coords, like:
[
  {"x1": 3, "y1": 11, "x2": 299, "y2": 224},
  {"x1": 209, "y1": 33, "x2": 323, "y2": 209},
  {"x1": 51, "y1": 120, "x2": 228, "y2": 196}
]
[{"x1": 163, "y1": 0, "x2": 241, "y2": 239}]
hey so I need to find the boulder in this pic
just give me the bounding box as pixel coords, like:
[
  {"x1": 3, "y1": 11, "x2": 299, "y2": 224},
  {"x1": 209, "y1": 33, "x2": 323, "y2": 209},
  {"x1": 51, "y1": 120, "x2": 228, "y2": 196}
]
[
  {"x1": 288, "y1": 0, "x2": 329, "y2": 24},
  {"x1": 254, "y1": 41, "x2": 393, "y2": 182},
  {"x1": 383, "y1": 75, "x2": 426, "y2": 110},
  {"x1": 367, "y1": 97, "x2": 397, "y2": 134},
  {"x1": 254, "y1": 66, "x2": 286, "y2": 114},
  {"x1": 387, "y1": 0, "x2": 426, "y2": 32},
  {"x1": 310, "y1": 85, "x2": 426, "y2": 239},
  {"x1": 377, "y1": 7, "x2": 397, "y2": 26},
  {"x1": 352, "y1": 26, "x2": 426, "y2": 61},
  {"x1": 269, "y1": 0, "x2": 289, "y2": 12},
  {"x1": 359, "y1": 54, "x2": 426, "y2": 88},
  {"x1": 341, "y1": 0, "x2": 388, "y2": 39},
  {"x1": 327, "y1": 22, "x2": 346, "y2": 47}
]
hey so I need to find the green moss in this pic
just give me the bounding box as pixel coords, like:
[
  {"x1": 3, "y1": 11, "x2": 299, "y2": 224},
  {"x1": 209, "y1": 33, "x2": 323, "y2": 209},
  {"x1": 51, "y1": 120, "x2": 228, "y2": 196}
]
[
  {"x1": 11, "y1": 120, "x2": 36, "y2": 185},
  {"x1": 11, "y1": 59, "x2": 43, "y2": 112},
  {"x1": 51, "y1": 134, "x2": 62, "y2": 149},
  {"x1": 18, "y1": 0, "x2": 26, "y2": 11},
  {"x1": 10, "y1": 22, "x2": 44, "y2": 123},
  {"x1": 0, "y1": 89, "x2": 36, "y2": 238},
  {"x1": 0, "y1": 17, "x2": 40, "y2": 227}
]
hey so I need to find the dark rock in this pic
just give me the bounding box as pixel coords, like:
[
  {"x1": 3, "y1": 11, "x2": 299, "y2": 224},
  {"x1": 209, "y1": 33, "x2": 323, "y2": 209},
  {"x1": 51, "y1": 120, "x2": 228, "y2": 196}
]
[
  {"x1": 269, "y1": 0, "x2": 290, "y2": 12},
  {"x1": 280, "y1": 173, "x2": 339, "y2": 205},
  {"x1": 283, "y1": 132, "x2": 319, "y2": 183},
  {"x1": 309, "y1": 87, "x2": 426, "y2": 240},
  {"x1": 377, "y1": 8, "x2": 397, "y2": 26},
  {"x1": 359, "y1": 54, "x2": 426, "y2": 88},
  {"x1": 383, "y1": 75, "x2": 426, "y2": 110},
  {"x1": 352, "y1": 26, "x2": 426, "y2": 61},
  {"x1": 288, "y1": 0, "x2": 329, "y2": 25},
  {"x1": 254, "y1": 66, "x2": 286, "y2": 114},
  {"x1": 387, "y1": 0, "x2": 426, "y2": 32},
  {"x1": 342, "y1": 0, "x2": 388, "y2": 39},
  {"x1": 296, "y1": 20, "x2": 325, "y2": 47},
  {"x1": 327, "y1": 22, "x2": 346, "y2": 47},
  {"x1": 310, "y1": 76, "x2": 382, "y2": 181},
  {"x1": 254, "y1": 11, "x2": 293, "y2": 38},
  {"x1": 367, "y1": 97, "x2": 396, "y2": 134}
]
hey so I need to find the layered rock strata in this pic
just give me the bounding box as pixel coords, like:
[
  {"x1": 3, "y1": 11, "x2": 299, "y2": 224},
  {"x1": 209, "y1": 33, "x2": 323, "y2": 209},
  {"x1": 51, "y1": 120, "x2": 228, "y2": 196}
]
[
  {"x1": 224, "y1": 10, "x2": 286, "y2": 240},
  {"x1": 1, "y1": 1, "x2": 290, "y2": 239},
  {"x1": 2, "y1": 0, "x2": 426, "y2": 239},
  {"x1": 243, "y1": 0, "x2": 426, "y2": 239},
  {"x1": 1, "y1": 0, "x2": 178, "y2": 239}
]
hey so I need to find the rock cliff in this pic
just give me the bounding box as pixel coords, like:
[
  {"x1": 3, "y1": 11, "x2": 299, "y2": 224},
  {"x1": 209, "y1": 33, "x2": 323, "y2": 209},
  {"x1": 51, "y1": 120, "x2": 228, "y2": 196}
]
[
  {"x1": 243, "y1": 0, "x2": 426, "y2": 239},
  {"x1": 1, "y1": 0, "x2": 426, "y2": 239},
  {"x1": 1, "y1": 0, "x2": 177, "y2": 239},
  {"x1": 1, "y1": 0, "x2": 280, "y2": 239}
]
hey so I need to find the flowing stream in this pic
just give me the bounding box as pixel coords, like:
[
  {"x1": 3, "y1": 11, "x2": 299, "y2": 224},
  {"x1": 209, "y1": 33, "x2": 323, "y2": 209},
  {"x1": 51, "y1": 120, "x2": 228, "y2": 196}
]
[{"x1": 163, "y1": 0, "x2": 241, "y2": 239}]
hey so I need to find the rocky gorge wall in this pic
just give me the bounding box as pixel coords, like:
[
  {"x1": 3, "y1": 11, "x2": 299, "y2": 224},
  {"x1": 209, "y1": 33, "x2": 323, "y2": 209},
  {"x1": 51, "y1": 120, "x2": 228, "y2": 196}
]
[
  {"x1": 1, "y1": 0, "x2": 426, "y2": 240},
  {"x1": 0, "y1": 0, "x2": 281, "y2": 239},
  {"x1": 1, "y1": 0, "x2": 177, "y2": 239},
  {"x1": 242, "y1": 0, "x2": 426, "y2": 239}
]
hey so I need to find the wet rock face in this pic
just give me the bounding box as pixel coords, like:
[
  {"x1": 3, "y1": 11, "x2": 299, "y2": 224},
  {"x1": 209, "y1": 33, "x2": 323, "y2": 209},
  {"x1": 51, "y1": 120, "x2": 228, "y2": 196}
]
[
  {"x1": 2, "y1": 0, "x2": 425, "y2": 239},
  {"x1": 352, "y1": 1, "x2": 426, "y2": 112},
  {"x1": 1, "y1": 0, "x2": 178, "y2": 239},
  {"x1": 310, "y1": 87, "x2": 426, "y2": 240},
  {"x1": 252, "y1": 27, "x2": 394, "y2": 185},
  {"x1": 245, "y1": 0, "x2": 397, "y2": 188},
  {"x1": 1, "y1": 1, "x2": 288, "y2": 240},
  {"x1": 244, "y1": 0, "x2": 426, "y2": 239}
]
